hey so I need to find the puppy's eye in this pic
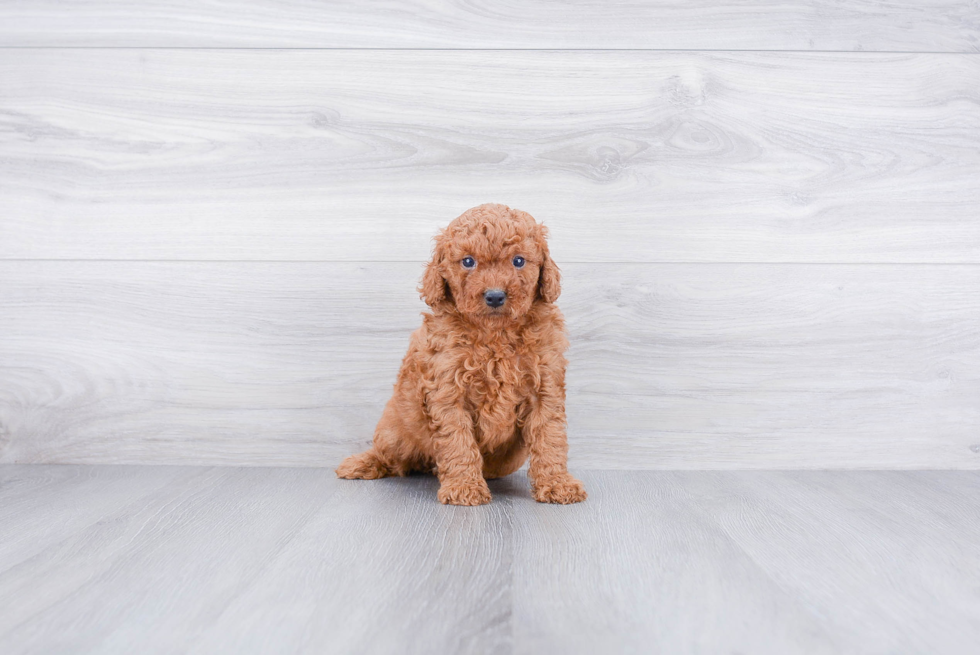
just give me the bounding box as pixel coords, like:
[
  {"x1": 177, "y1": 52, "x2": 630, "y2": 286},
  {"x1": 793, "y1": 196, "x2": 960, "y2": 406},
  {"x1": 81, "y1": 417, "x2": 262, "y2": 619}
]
[
  {"x1": 512, "y1": 255, "x2": 525, "y2": 269},
  {"x1": 461, "y1": 256, "x2": 476, "y2": 269}
]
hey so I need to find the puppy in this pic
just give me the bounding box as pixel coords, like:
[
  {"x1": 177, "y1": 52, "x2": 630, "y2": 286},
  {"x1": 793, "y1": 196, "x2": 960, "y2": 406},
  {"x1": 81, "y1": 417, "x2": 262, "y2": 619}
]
[{"x1": 336, "y1": 203, "x2": 586, "y2": 506}]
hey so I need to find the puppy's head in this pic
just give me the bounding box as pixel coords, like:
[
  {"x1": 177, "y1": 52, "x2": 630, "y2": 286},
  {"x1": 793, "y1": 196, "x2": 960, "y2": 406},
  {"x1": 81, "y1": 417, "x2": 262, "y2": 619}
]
[{"x1": 420, "y1": 204, "x2": 560, "y2": 321}]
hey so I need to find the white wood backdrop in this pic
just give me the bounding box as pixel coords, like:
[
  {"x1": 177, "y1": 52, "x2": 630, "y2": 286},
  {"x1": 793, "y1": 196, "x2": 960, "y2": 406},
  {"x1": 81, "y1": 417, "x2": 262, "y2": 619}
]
[
  {"x1": 1, "y1": 1, "x2": 978, "y2": 50},
  {"x1": 2, "y1": 50, "x2": 979, "y2": 263},
  {"x1": 1, "y1": 2, "x2": 978, "y2": 468}
]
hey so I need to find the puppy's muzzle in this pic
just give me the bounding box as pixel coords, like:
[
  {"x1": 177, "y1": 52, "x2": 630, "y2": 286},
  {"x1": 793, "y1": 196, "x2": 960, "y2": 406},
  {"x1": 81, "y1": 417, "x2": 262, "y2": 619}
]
[{"x1": 484, "y1": 289, "x2": 506, "y2": 308}]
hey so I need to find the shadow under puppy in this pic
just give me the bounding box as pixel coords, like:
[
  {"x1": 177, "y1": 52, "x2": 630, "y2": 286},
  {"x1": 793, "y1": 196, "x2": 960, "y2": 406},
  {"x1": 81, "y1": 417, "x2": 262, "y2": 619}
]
[{"x1": 337, "y1": 203, "x2": 587, "y2": 505}]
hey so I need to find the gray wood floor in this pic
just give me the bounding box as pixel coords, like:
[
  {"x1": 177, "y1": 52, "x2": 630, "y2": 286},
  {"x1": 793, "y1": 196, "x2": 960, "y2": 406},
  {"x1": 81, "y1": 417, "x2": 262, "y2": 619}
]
[{"x1": 1, "y1": 465, "x2": 978, "y2": 654}]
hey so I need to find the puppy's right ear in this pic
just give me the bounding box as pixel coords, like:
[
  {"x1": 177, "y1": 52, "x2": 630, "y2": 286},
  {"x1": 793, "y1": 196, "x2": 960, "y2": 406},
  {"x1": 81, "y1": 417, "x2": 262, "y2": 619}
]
[{"x1": 419, "y1": 233, "x2": 448, "y2": 307}]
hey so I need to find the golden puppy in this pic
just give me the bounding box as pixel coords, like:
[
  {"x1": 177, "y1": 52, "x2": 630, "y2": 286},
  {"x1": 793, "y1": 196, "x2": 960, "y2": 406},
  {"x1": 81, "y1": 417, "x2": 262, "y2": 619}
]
[{"x1": 337, "y1": 203, "x2": 586, "y2": 506}]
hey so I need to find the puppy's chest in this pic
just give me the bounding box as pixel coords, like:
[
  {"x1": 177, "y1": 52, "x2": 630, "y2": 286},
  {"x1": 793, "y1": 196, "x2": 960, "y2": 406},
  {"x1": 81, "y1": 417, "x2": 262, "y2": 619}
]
[{"x1": 460, "y1": 342, "x2": 536, "y2": 409}]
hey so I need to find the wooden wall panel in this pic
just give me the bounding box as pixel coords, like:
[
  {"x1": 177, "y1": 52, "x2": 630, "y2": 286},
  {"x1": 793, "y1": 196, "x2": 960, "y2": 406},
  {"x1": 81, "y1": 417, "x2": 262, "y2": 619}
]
[
  {"x1": 3, "y1": 4, "x2": 977, "y2": 469},
  {"x1": 2, "y1": 50, "x2": 978, "y2": 263},
  {"x1": 0, "y1": 1, "x2": 977, "y2": 51},
  {"x1": 2, "y1": 262, "x2": 977, "y2": 468}
]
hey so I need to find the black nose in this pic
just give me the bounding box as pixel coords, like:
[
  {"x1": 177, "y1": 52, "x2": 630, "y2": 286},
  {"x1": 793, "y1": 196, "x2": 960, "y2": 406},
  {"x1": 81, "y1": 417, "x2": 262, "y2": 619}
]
[{"x1": 484, "y1": 289, "x2": 506, "y2": 308}]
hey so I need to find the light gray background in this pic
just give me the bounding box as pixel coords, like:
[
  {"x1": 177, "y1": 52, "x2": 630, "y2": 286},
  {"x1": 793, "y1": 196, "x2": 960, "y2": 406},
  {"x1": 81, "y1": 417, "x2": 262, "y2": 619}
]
[{"x1": 2, "y1": 2, "x2": 979, "y2": 469}]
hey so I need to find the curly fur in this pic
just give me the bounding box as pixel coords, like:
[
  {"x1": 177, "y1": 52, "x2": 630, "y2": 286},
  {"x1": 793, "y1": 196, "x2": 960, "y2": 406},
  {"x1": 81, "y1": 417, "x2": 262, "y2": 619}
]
[{"x1": 337, "y1": 203, "x2": 587, "y2": 505}]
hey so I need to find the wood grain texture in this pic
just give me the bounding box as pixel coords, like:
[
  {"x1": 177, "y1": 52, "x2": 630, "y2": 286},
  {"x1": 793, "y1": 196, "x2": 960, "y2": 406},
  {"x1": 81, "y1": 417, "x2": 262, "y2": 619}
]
[
  {"x1": 513, "y1": 470, "x2": 980, "y2": 654},
  {"x1": 3, "y1": 50, "x2": 979, "y2": 263},
  {"x1": 0, "y1": 465, "x2": 514, "y2": 655},
  {"x1": 514, "y1": 470, "x2": 840, "y2": 654},
  {"x1": 187, "y1": 473, "x2": 513, "y2": 655},
  {"x1": 677, "y1": 470, "x2": 980, "y2": 654},
  {"x1": 0, "y1": 465, "x2": 187, "y2": 571},
  {"x1": 2, "y1": 261, "x2": 978, "y2": 468},
  {"x1": 0, "y1": 1, "x2": 978, "y2": 51},
  {"x1": 2, "y1": 466, "x2": 979, "y2": 653}
]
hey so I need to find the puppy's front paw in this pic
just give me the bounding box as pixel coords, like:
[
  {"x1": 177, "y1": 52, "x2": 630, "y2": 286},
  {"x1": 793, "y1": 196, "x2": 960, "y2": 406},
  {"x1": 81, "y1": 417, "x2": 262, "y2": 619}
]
[
  {"x1": 437, "y1": 479, "x2": 492, "y2": 506},
  {"x1": 533, "y1": 474, "x2": 587, "y2": 504}
]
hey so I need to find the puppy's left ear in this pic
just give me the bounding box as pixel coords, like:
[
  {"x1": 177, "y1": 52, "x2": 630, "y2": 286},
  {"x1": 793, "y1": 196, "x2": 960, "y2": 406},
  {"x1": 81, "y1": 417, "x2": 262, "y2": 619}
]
[
  {"x1": 535, "y1": 225, "x2": 561, "y2": 303},
  {"x1": 538, "y1": 255, "x2": 561, "y2": 303}
]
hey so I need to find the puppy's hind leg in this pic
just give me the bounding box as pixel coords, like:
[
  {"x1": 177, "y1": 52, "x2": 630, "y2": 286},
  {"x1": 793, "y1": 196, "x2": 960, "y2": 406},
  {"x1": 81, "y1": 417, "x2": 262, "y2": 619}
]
[
  {"x1": 336, "y1": 448, "x2": 392, "y2": 479},
  {"x1": 337, "y1": 400, "x2": 416, "y2": 479}
]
